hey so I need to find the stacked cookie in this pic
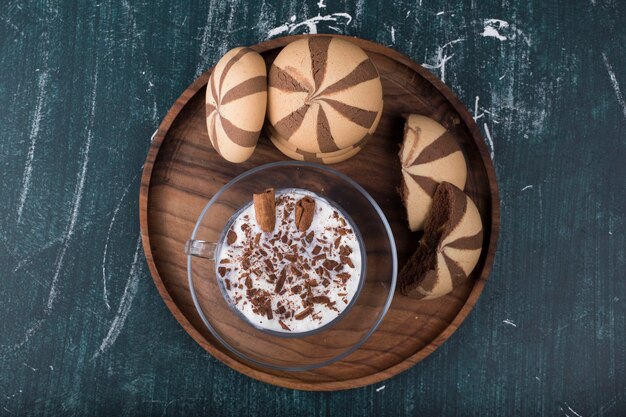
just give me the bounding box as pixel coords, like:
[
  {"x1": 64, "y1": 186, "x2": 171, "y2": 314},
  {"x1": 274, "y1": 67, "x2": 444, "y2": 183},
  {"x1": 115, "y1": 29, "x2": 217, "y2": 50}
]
[
  {"x1": 205, "y1": 36, "x2": 383, "y2": 164},
  {"x1": 398, "y1": 115, "x2": 484, "y2": 300},
  {"x1": 266, "y1": 37, "x2": 383, "y2": 164}
]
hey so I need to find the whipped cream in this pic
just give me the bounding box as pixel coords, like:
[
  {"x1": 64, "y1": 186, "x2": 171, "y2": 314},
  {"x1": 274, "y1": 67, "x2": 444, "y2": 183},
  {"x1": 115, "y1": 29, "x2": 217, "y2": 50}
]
[{"x1": 216, "y1": 189, "x2": 363, "y2": 334}]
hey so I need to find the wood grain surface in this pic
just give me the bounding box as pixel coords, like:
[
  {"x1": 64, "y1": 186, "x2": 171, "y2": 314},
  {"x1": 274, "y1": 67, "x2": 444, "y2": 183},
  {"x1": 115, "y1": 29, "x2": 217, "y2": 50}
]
[
  {"x1": 0, "y1": 0, "x2": 624, "y2": 415},
  {"x1": 140, "y1": 34, "x2": 499, "y2": 390}
]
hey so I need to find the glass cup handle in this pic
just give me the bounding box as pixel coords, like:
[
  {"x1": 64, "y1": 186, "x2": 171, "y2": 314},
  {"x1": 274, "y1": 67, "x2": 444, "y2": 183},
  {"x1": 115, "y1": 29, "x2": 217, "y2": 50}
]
[{"x1": 184, "y1": 240, "x2": 216, "y2": 260}]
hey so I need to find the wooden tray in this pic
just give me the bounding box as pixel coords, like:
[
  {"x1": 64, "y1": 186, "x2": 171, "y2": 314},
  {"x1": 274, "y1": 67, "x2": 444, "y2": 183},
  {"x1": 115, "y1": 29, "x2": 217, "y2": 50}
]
[{"x1": 139, "y1": 35, "x2": 499, "y2": 391}]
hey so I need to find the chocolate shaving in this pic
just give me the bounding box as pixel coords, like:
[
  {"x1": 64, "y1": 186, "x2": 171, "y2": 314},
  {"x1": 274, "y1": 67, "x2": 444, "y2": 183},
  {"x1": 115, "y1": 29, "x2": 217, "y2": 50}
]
[
  {"x1": 254, "y1": 233, "x2": 261, "y2": 246},
  {"x1": 245, "y1": 276, "x2": 253, "y2": 288},
  {"x1": 291, "y1": 285, "x2": 302, "y2": 294},
  {"x1": 224, "y1": 279, "x2": 231, "y2": 290},
  {"x1": 291, "y1": 265, "x2": 302, "y2": 276},
  {"x1": 227, "y1": 229, "x2": 237, "y2": 245},
  {"x1": 336, "y1": 272, "x2": 351, "y2": 281},
  {"x1": 275, "y1": 269, "x2": 287, "y2": 293},
  {"x1": 295, "y1": 197, "x2": 316, "y2": 231},
  {"x1": 218, "y1": 267, "x2": 227, "y2": 277},
  {"x1": 253, "y1": 188, "x2": 276, "y2": 232},
  {"x1": 306, "y1": 279, "x2": 319, "y2": 287},
  {"x1": 279, "y1": 320, "x2": 290, "y2": 331},
  {"x1": 340, "y1": 255, "x2": 354, "y2": 268},
  {"x1": 295, "y1": 307, "x2": 313, "y2": 320},
  {"x1": 323, "y1": 259, "x2": 339, "y2": 270},
  {"x1": 312, "y1": 245, "x2": 322, "y2": 255},
  {"x1": 242, "y1": 257, "x2": 250, "y2": 270},
  {"x1": 339, "y1": 245, "x2": 352, "y2": 256},
  {"x1": 305, "y1": 231, "x2": 314, "y2": 244},
  {"x1": 284, "y1": 253, "x2": 297, "y2": 262},
  {"x1": 311, "y1": 295, "x2": 330, "y2": 304}
]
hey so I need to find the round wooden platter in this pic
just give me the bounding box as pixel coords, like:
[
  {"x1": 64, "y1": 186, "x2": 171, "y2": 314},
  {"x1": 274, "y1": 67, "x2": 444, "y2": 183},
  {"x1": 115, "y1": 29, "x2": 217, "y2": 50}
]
[{"x1": 139, "y1": 35, "x2": 499, "y2": 391}]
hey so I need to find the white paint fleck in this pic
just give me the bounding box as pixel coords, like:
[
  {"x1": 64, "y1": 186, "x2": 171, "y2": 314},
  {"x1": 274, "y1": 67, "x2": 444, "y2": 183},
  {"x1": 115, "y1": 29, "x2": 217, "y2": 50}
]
[
  {"x1": 473, "y1": 96, "x2": 484, "y2": 120},
  {"x1": 390, "y1": 26, "x2": 396, "y2": 43},
  {"x1": 481, "y1": 19, "x2": 531, "y2": 46},
  {"x1": 102, "y1": 172, "x2": 140, "y2": 310},
  {"x1": 481, "y1": 23, "x2": 507, "y2": 41},
  {"x1": 49, "y1": 365, "x2": 54, "y2": 370},
  {"x1": 538, "y1": 185, "x2": 543, "y2": 220},
  {"x1": 22, "y1": 362, "x2": 37, "y2": 372},
  {"x1": 376, "y1": 385, "x2": 386, "y2": 392},
  {"x1": 267, "y1": 13, "x2": 353, "y2": 37},
  {"x1": 602, "y1": 52, "x2": 626, "y2": 123},
  {"x1": 48, "y1": 112, "x2": 93, "y2": 311},
  {"x1": 195, "y1": 4, "x2": 219, "y2": 77},
  {"x1": 406, "y1": 10, "x2": 410, "y2": 18},
  {"x1": 150, "y1": 129, "x2": 158, "y2": 142},
  {"x1": 422, "y1": 38, "x2": 465, "y2": 83},
  {"x1": 317, "y1": 0, "x2": 326, "y2": 8},
  {"x1": 436, "y1": 11, "x2": 445, "y2": 16},
  {"x1": 93, "y1": 236, "x2": 143, "y2": 359},
  {"x1": 564, "y1": 403, "x2": 583, "y2": 417},
  {"x1": 17, "y1": 69, "x2": 50, "y2": 223},
  {"x1": 328, "y1": 25, "x2": 341, "y2": 32},
  {"x1": 535, "y1": 376, "x2": 541, "y2": 381},
  {"x1": 483, "y1": 123, "x2": 495, "y2": 160},
  {"x1": 521, "y1": 185, "x2": 534, "y2": 191},
  {"x1": 503, "y1": 319, "x2": 517, "y2": 327},
  {"x1": 12, "y1": 221, "x2": 93, "y2": 273},
  {"x1": 4, "y1": 319, "x2": 44, "y2": 353}
]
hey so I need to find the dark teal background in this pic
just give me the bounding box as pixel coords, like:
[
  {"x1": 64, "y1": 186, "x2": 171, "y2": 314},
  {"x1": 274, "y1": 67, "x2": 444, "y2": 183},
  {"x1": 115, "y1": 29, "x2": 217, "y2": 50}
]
[{"x1": 1, "y1": 0, "x2": 624, "y2": 415}]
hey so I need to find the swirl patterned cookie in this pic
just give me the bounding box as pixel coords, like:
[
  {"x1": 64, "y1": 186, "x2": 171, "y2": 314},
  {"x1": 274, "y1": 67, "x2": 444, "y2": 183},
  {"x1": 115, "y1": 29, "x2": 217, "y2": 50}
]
[
  {"x1": 399, "y1": 115, "x2": 467, "y2": 231},
  {"x1": 269, "y1": 129, "x2": 367, "y2": 164},
  {"x1": 267, "y1": 36, "x2": 383, "y2": 154},
  {"x1": 399, "y1": 182, "x2": 483, "y2": 300},
  {"x1": 206, "y1": 47, "x2": 267, "y2": 163}
]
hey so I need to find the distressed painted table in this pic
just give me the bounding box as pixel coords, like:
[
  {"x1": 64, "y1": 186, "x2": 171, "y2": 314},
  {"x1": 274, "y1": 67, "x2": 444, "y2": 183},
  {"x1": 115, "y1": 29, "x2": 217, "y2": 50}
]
[{"x1": 1, "y1": 1, "x2": 624, "y2": 416}]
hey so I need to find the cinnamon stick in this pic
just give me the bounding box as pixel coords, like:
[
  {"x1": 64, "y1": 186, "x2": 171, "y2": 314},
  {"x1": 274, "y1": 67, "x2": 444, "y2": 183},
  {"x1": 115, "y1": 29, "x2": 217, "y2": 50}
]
[
  {"x1": 295, "y1": 196, "x2": 315, "y2": 231},
  {"x1": 253, "y1": 188, "x2": 276, "y2": 232}
]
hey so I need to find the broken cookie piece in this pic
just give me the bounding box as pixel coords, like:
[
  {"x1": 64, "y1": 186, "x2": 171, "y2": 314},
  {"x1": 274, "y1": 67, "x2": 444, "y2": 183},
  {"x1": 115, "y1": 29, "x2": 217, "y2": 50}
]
[{"x1": 399, "y1": 181, "x2": 483, "y2": 300}]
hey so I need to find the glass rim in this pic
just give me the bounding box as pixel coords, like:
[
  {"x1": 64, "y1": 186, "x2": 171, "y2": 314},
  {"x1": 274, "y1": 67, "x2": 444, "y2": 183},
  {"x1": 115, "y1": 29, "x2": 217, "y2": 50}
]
[{"x1": 187, "y1": 160, "x2": 398, "y2": 372}]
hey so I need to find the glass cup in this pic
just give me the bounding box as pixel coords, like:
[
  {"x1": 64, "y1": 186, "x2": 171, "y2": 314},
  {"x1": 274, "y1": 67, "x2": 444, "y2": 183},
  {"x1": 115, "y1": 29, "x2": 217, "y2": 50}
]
[{"x1": 185, "y1": 161, "x2": 397, "y2": 371}]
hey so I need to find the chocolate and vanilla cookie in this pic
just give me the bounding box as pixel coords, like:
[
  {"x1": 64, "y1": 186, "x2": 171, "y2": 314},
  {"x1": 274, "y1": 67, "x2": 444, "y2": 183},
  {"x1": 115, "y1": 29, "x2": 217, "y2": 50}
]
[
  {"x1": 269, "y1": 131, "x2": 366, "y2": 164},
  {"x1": 400, "y1": 115, "x2": 467, "y2": 231},
  {"x1": 206, "y1": 47, "x2": 267, "y2": 163},
  {"x1": 399, "y1": 182, "x2": 483, "y2": 300},
  {"x1": 267, "y1": 99, "x2": 382, "y2": 164},
  {"x1": 267, "y1": 36, "x2": 383, "y2": 154}
]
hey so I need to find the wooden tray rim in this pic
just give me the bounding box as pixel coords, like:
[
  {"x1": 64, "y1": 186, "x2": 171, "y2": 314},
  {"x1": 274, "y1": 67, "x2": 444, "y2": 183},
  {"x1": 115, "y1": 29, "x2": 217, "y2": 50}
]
[{"x1": 139, "y1": 34, "x2": 501, "y2": 391}]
